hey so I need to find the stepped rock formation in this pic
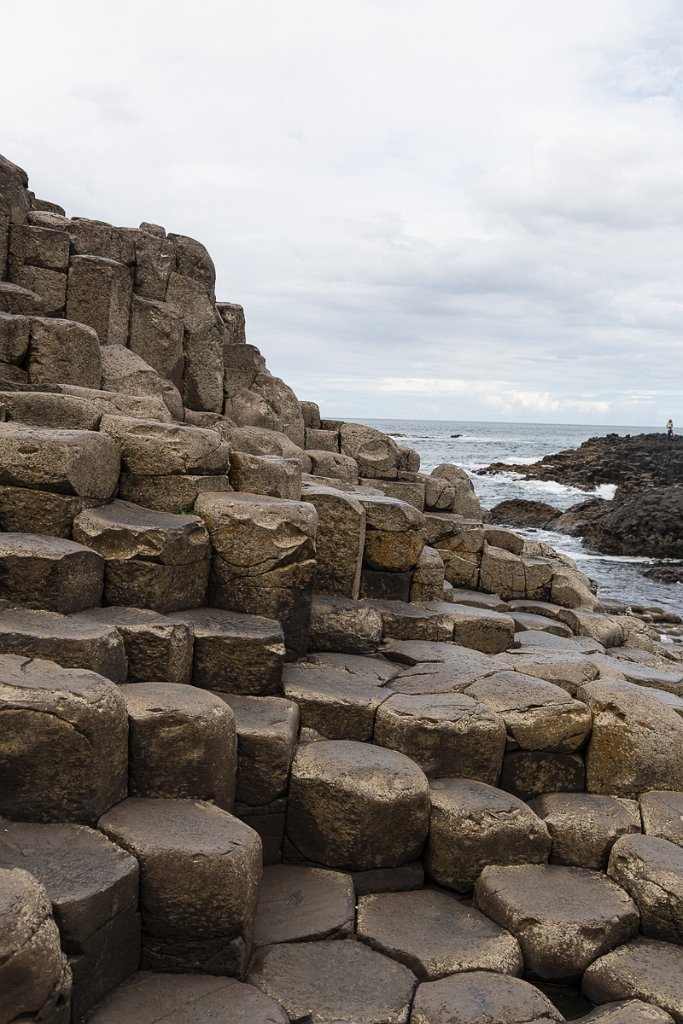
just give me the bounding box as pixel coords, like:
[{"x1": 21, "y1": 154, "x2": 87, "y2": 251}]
[{"x1": 1, "y1": 152, "x2": 683, "y2": 1022}]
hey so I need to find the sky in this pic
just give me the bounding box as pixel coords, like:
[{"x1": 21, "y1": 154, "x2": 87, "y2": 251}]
[{"x1": 2, "y1": 1, "x2": 683, "y2": 425}]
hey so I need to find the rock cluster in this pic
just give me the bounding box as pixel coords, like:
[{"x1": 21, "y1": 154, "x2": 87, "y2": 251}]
[{"x1": 2, "y1": 152, "x2": 683, "y2": 1023}]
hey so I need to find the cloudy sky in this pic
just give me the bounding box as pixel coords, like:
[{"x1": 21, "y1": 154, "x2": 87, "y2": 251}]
[{"x1": 3, "y1": 1, "x2": 683, "y2": 425}]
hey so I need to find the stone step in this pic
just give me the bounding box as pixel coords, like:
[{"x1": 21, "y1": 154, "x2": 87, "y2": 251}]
[
  {"x1": 508, "y1": 610, "x2": 574, "y2": 637},
  {"x1": 411, "y1": 971, "x2": 564, "y2": 1024},
  {"x1": 584, "y1": 936, "x2": 683, "y2": 1023},
  {"x1": 640, "y1": 790, "x2": 683, "y2": 847},
  {"x1": 98, "y1": 414, "x2": 230, "y2": 476},
  {"x1": 0, "y1": 607, "x2": 127, "y2": 680},
  {"x1": 0, "y1": 820, "x2": 140, "y2": 1021},
  {"x1": 72, "y1": 500, "x2": 210, "y2": 613},
  {"x1": 0, "y1": 533, "x2": 104, "y2": 614},
  {"x1": 0, "y1": 420, "x2": 120, "y2": 499},
  {"x1": 608, "y1": 833, "x2": 683, "y2": 945},
  {"x1": 529, "y1": 792, "x2": 641, "y2": 871},
  {"x1": 282, "y1": 660, "x2": 394, "y2": 742},
  {"x1": 86, "y1": 972, "x2": 288, "y2": 1023},
  {"x1": 301, "y1": 482, "x2": 365, "y2": 600},
  {"x1": 309, "y1": 595, "x2": 383, "y2": 655},
  {"x1": 168, "y1": 607, "x2": 285, "y2": 695},
  {"x1": 98, "y1": 798, "x2": 261, "y2": 975},
  {"x1": 0, "y1": 279, "x2": 46, "y2": 314},
  {"x1": 121, "y1": 682, "x2": 237, "y2": 810},
  {"x1": 0, "y1": 653, "x2": 127, "y2": 824},
  {"x1": 74, "y1": 606, "x2": 194, "y2": 684},
  {"x1": 356, "y1": 492, "x2": 425, "y2": 572},
  {"x1": 494, "y1": 646, "x2": 599, "y2": 696},
  {"x1": 254, "y1": 864, "x2": 354, "y2": 946}
]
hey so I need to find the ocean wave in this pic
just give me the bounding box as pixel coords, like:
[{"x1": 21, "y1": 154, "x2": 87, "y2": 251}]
[{"x1": 497, "y1": 456, "x2": 541, "y2": 466}]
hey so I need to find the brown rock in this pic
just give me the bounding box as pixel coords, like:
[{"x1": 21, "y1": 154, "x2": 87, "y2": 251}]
[
  {"x1": 411, "y1": 971, "x2": 563, "y2": 1024},
  {"x1": 431, "y1": 463, "x2": 483, "y2": 518},
  {"x1": 583, "y1": 937, "x2": 683, "y2": 1023},
  {"x1": 283, "y1": 660, "x2": 392, "y2": 741},
  {"x1": 608, "y1": 834, "x2": 683, "y2": 944},
  {"x1": 128, "y1": 295, "x2": 184, "y2": 387},
  {"x1": 66, "y1": 255, "x2": 132, "y2": 346},
  {"x1": 99, "y1": 414, "x2": 230, "y2": 475},
  {"x1": 254, "y1": 864, "x2": 354, "y2": 945},
  {"x1": 308, "y1": 595, "x2": 383, "y2": 654},
  {"x1": 0, "y1": 608, "x2": 126, "y2": 681},
  {"x1": 218, "y1": 694, "x2": 299, "y2": 807},
  {"x1": 118, "y1": 471, "x2": 232, "y2": 513},
  {"x1": 359, "y1": 493, "x2": 426, "y2": 572},
  {"x1": 229, "y1": 451, "x2": 301, "y2": 499},
  {"x1": 500, "y1": 750, "x2": 586, "y2": 801},
  {"x1": 340, "y1": 422, "x2": 400, "y2": 479},
  {"x1": 0, "y1": 533, "x2": 104, "y2": 613},
  {"x1": 75, "y1": 606, "x2": 193, "y2": 685},
  {"x1": 640, "y1": 791, "x2": 683, "y2": 847},
  {"x1": 530, "y1": 793, "x2": 641, "y2": 870},
  {"x1": 166, "y1": 271, "x2": 224, "y2": 412},
  {"x1": 27, "y1": 317, "x2": 102, "y2": 389},
  {"x1": 302, "y1": 482, "x2": 365, "y2": 599},
  {"x1": 0, "y1": 421, "x2": 120, "y2": 498}
]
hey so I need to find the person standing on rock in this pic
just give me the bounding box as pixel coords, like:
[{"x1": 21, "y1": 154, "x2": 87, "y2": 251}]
[{"x1": 667, "y1": 419, "x2": 674, "y2": 441}]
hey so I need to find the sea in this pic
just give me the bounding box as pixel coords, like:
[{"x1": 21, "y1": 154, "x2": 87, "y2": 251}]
[{"x1": 358, "y1": 418, "x2": 683, "y2": 616}]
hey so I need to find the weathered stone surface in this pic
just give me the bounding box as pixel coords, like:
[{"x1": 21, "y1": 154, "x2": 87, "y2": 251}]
[
  {"x1": 237, "y1": 805, "x2": 286, "y2": 867},
  {"x1": 119, "y1": 471, "x2": 232, "y2": 513},
  {"x1": 305, "y1": 426, "x2": 338, "y2": 451},
  {"x1": 367, "y1": 478, "x2": 426, "y2": 511},
  {"x1": 169, "y1": 608, "x2": 285, "y2": 695},
  {"x1": 363, "y1": 599, "x2": 455, "y2": 643},
  {"x1": 0, "y1": 867, "x2": 71, "y2": 1024},
  {"x1": 219, "y1": 696, "x2": 299, "y2": 806},
  {"x1": 340, "y1": 422, "x2": 400, "y2": 479},
  {"x1": 302, "y1": 483, "x2": 366, "y2": 599},
  {"x1": 98, "y1": 798, "x2": 261, "y2": 975},
  {"x1": 308, "y1": 595, "x2": 384, "y2": 653},
  {"x1": 66, "y1": 255, "x2": 132, "y2": 346},
  {"x1": 26, "y1": 316, "x2": 101, "y2": 391},
  {"x1": 217, "y1": 302, "x2": 246, "y2": 344},
  {"x1": 0, "y1": 485, "x2": 99, "y2": 537},
  {"x1": 0, "y1": 820, "x2": 139, "y2": 1020},
  {"x1": 0, "y1": 389, "x2": 104, "y2": 429},
  {"x1": 286, "y1": 739, "x2": 430, "y2": 870},
  {"x1": 359, "y1": 493, "x2": 425, "y2": 572},
  {"x1": 475, "y1": 863, "x2": 640, "y2": 980},
  {"x1": 283, "y1": 661, "x2": 392, "y2": 740},
  {"x1": 352, "y1": 861, "x2": 424, "y2": 896},
  {"x1": 464, "y1": 671, "x2": 592, "y2": 752},
  {"x1": 579, "y1": 678, "x2": 683, "y2": 798},
  {"x1": 410, "y1": 546, "x2": 446, "y2": 602},
  {"x1": 361, "y1": 568, "x2": 412, "y2": 601},
  {"x1": 11, "y1": 263, "x2": 67, "y2": 314},
  {"x1": 304, "y1": 651, "x2": 400, "y2": 685},
  {"x1": 307, "y1": 448, "x2": 359, "y2": 481},
  {"x1": 0, "y1": 533, "x2": 104, "y2": 612},
  {"x1": 169, "y1": 233, "x2": 216, "y2": 292},
  {"x1": 510, "y1": 609, "x2": 573, "y2": 636},
  {"x1": 99, "y1": 414, "x2": 230, "y2": 475},
  {"x1": 501, "y1": 750, "x2": 586, "y2": 801},
  {"x1": 166, "y1": 271, "x2": 224, "y2": 412},
  {"x1": 249, "y1": 938, "x2": 415, "y2": 1024},
  {"x1": 497, "y1": 647, "x2": 599, "y2": 695},
  {"x1": 254, "y1": 864, "x2": 354, "y2": 945},
  {"x1": 357, "y1": 888, "x2": 522, "y2": 980},
  {"x1": 76, "y1": 606, "x2": 193, "y2": 685},
  {"x1": 375, "y1": 692, "x2": 506, "y2": 783},
  {"x1": 87, "y1": 972, "x2": 288, "y2": 1023},
  {"x1": 300, "y1": 400, "x2": 321, "y2": 430},
  {"x1": 0, "y1": 280, "x2": 47, "y2": 317},
  {"x1": 0, "y1": 608, "x2": 127, "y2": 681},
  {"x1": 426, "y1": 778, "x2": 551, "y2": 892},
  {"x1": 0, "y1": 311, "x2": 30, "y2": 366},
  {"x1": 0, "y1": 421, "x2": 120, "y2": 498},
  {"x1": 229, "y1": 451, "x2": 301, "y2": 499},
  {"x1": 434, "y1": 602, "x2": 516, "y2": 654},
  {"x1": 130, "y1": 227, "x2": 175, "y2": 300},
  {"x1": 431, "y1": 463, "x2": 483, "y2": 518},
  {"x1": 122, "y1": 682, "x2": 236, "y2": 809},
  {"x1": 608, "y1": 834, "x2": 683, "y2": 944},
  {"x1": 574, "y1": 1001, "x2": 675, "y2": 1022},
  {"x1": 197, "y1": 492, "x2": 317, "y2": 658},
  {"x1": 224, "y1": 423, "x2": 309, "y2": 463},
  {"x1": 583, "y1": 938, "x2": 683, "y2": 1024},
  {"x1": 0, "y1": 653, "x2": 127, "y2": 823},
  {"x1": 65, "y1": 219, "x2": 135, "y2": 265},
  {"x1": 128, "y1": 295, "x2": 184, "y2": 387},
  {"x1": 559, "y1": 609, "x2": 625, "y2": 647},
  {"x1": 100, "y1": 344, "x2": 183, "y2": 419},
  {"x1": 530, "y1": 793, "x2": 641, "y2": 870},
  {"x1": 515, "y1": 630, "x2": 606, "y2": 655},
  {"x1": 411, "y1": 971, "x2": 563, "y2": 1024},
  {"x1": 641, "y1": 791, "x2": 683, "y2": 847}
]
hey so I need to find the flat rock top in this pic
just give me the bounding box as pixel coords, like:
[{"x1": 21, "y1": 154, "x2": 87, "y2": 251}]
[
  {"x1": 0, "y1": 532, "x2": 100, "y2": 558},
  {"x1": 77, "y1": 606, "x2": 183, "y2": 629},
  {"x1": 283, "y1": 663, "x2": 392, "y2": 700},
  {"x1": 575, "y1": 1000, "x2": 675, "y2": 1022},
  {"x1": 475, "y1": 863, "x2": 639, "y2": 925},
  {"x1": 466, "y1": 671, "x2": 583, "y2": 710},
  {"x1": 583, "y1": 937, "x2": 683, "y2": 1020},
  {"x1": 168, "y1": 607, "x2": 284, "y2": 640},
  {"x1": 391, "y1": 652, "x2": 497, "y2": 695},
  {"x1": 530, "y1": 792, "x2": 640, "y2": 827},
  {"x1": 249, "y1": 938, "x2": 416, "y2": 1024},
  {"x1": 292, "y1": 740, "x2": 429, "y2": 796},
  {"x1": 383, "y1": 640, "x2": 471, "y2": 665},
  {"x1": 216, "y1": 694, "x2": 299, "y2": 735},
  {"x1": 254, "y1": 864, "x2": 354, "y2": 946},
  {"x1": 0, "y1": 608, "x2": 118, "y2": 641},
  {"x1": 120, "y1": 682, "x2": 234, "y2": 719},
  {"x1": 410, "y1": 970, "x2": 563, "y2": 1024},
  {"x1": 515, "y1": 631, "x2": 606, "y2": 655},
  {"x1": 356, "y1": 888, "x2": 523, "y2": 980},
  {"x1": 300, "y1": 652, "x2": 400, "y2": 685},
  {"x1": 610, "y1": 832, "x2": 683, "y2": 874},
  {"x1": 0, "y1": 651, "x2": 117, "y2": 701},
  {"x1": 379, "y1": 690, "x2": 501, "y2": 725},
  {"x1": 75, "y1": 499, "x2": 206, "y2": 533},
  {"x1": 430, "y1": 777, "x2": 543, "y2": 818},
  {"x1": 87, "y1": 972, "x2": 288, "y2": 1024},
  {"x1": 98, "y1": 798, "x2": 258, "y2": 856}
]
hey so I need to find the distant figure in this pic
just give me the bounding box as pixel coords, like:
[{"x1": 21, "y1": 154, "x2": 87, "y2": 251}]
[{"x1": 667, "y1": 419, "x2": 674, "y2": 441}]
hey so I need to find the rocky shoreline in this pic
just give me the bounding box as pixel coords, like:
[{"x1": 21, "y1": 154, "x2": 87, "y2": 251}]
[{"x1": 1, "y1": 152, "x2": 683, "y2": 1023}]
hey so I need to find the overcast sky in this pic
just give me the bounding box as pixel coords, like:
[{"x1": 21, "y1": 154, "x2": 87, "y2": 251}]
[{"x1": 3, "y1": 1, "x2": 683, "y2": 425}]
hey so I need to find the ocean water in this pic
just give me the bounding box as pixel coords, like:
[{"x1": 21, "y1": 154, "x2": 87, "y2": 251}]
[{"x1": 360, "y1": 418, "x2": 683, "y2": 615}]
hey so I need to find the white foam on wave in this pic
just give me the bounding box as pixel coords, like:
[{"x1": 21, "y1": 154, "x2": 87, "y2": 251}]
[
  {"x1": 594, "y1": 483, "x2": 617, "y2": 500},
  {"x1": 498, "y1": 456, "x2": 540, "y2": 466}
]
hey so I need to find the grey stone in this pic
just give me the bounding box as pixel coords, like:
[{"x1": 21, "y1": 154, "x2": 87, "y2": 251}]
[
  {"x1": 27, "y1": 317, "x2": 102, "y2": 389},
  {"x1": 66, "y1": 255, "x2": 132, "y2": 346},
  {"x1": 308, "y1": 595, "x2": 384, "y2": 654},
  {"x1": 608, "y1": 834, "x2": 683, "y2": 944},
  {"x1": 99, "y1": 414, "x2": 230, "y2": 476},
  {"x1": 254, "y1": 864, "x2": 354, "y2": 945},
  {"x1": 0, "y1": 421, "x2": 120, "y2": 498},
  {"x1": 583, "y1": 938, "x2": 683, "y2": 1024},
  {"x1": 215, "y1": 694, "x2": 299, "y2": 808},
  {"x1": 640, "y1": 791, "x2": 683, "y2": 847},
  {"x1": 410, "y1": 971, "x2": 563, "y2": 1024},
  {"x1": 283, "y1": 661, "x2": 393, "y2": 741},
  {"x1": 500, "y1": 750, "x2": 586, "y2": 802},
  {"x1": 118, "y1": 472, "x2": 232, "y2": 513},
  {"x1": 0, "y1": 608, "x2": 127, "y2": 681},
  {"x1": 128, "y1": 296, "x2": 185, "y2": 387},
  {"x1": 301, "y1": 483, "x2": 366, "y2": 599},
  {"x1": 529, "y1": 793, "x2": 641, "y2": 870},
  {"x1": 0, "y1": 533, "x2": 104, "y2": 613}
]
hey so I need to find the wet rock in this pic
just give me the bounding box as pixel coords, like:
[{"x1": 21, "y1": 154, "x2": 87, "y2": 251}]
[{"x1": 426, "y1": 778, "x2": 551, "y2": 892}]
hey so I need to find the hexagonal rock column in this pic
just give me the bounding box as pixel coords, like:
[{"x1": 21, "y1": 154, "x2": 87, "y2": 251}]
[
  {"x1": 98, "y1": 798, "x2": 262, "y2": 976},
  {"x1": 579, "y1": 679, "x2": 683, "y2": 798},
  {"x1": 374, "y1": 692, "x2": 506, "y2": 784},
  {"x1": 66, "y1": 255, "x2": 132, "y2": 346},
  {"x1": 0, "y1": 608, "x2": 127, "y2": 681},
  {"x1": 529, "y1": 793, "x2": 641, "y2": 870},
  {"x1": 464, "y1": 671, "x2": 592, "y2": 752},
  {"x1": 357, "y1": 493, "x2": 426, "y2": 572},
  {"x1": 0, "y1": 867, "x2": 71, "y2": 1024},
  {"x1": 426, "y1": 779, "x2": 551, "y2": 892},
  {"x1": 574, "y1": 1002, "x2": 676, "y2": 1023},
  {"x1": 217, "y1": 694, "x2": 299, "y2": 864},
  {"x1": 474, "y1": 863, "x2": 640, "y2": 981},
  {"x1": 87, "y1": 973, "x2": 289, "y2": 1024},
  {"x1": 196, "y1": 492, "x2": 318, "y2": 659},
  {"x1": 583, "y1": 938, "x2": 683, "y2": 1023},
  {"x1": 248, "y1": 938, "x2": 416, "y2": 1024},
  {"x1": 75, "y1": 606, "x2": 194, "y2": 685},
  {"x1": 641, "y1": 791, "x2": 683, "y2": 846},
  {"x1": 0, "y1": 820, "x2": 140, "y2": 1021},
  {"x1": 254, "y1": 864, "x2": 355, "y2": 945},
  {"x1": 308, "y1": 594, "x2": 383, "y2": 655},
  {"x1": 282, "y1": 660, "x2": 393, "y2": 741},
  {"x1": 73, "y1": 500, "x2": 210, "y2": 613},
  {"x1": 410, "y1": 971, "x2": 563, "y2": 1024},
  {"x1": 501, "y1": 749, "x2": 586, "y2": 802},
  {"x1": 357, "y1": 888, "x2": 522, "y2": 980},
  {"x1": 0, "y1": 422, "x2": 120, "y2": 500},
  {"x1": 98, "y1": 414, "x2": 231, "y2": 476},
  {"x1": 339, "y1": 422, "x2": 401, "y2": 479},
  {"x1": 0, "y1": 534, "x2": 104, "y2": 613},
  {"x1": 285, "y1": 740, "x2": 430, "y2": 871},
  {"x1": 608, "y1": 834, "x2": 683, "y2": 944},
  {"x1": 0, "y1": 654, "x2": 128, "y2": 823},
  {"x1": 301, "y1": 482, "x2": 366, "y2": 599},
  {"x1": 121, "y1": 683, "x2": 237, "y2": 810},
  {"x1": 168, "y1": 607, "x2": 285, "y2": 695},
  {"x1": 27, "y1": 316, "x2": 102, "y2": 389}
]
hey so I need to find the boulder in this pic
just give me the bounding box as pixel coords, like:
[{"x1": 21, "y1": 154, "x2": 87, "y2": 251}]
[
  {"x1": 426, "y1": 778, "x2": 551, "y2": 892},
  {"x1": 307, "y1": 448, "x2": 359, "y2": 482},
  {"x1": 358, "y1": 493, "x2": 426, "y2": 572},
  {"x1": 229, "y1": 451, "x2": 301, "y2": 499},
  {"x1": 431, "y1": 463, "x2": 483, "y2": 518},
  {"x1": 286, "y1": 739, "x2": 430, "y2": 870}
]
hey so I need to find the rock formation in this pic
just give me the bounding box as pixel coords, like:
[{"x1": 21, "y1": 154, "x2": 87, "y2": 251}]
[{"x1": 1, "y1": 152, "x2": 683, "y2": 1022}]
